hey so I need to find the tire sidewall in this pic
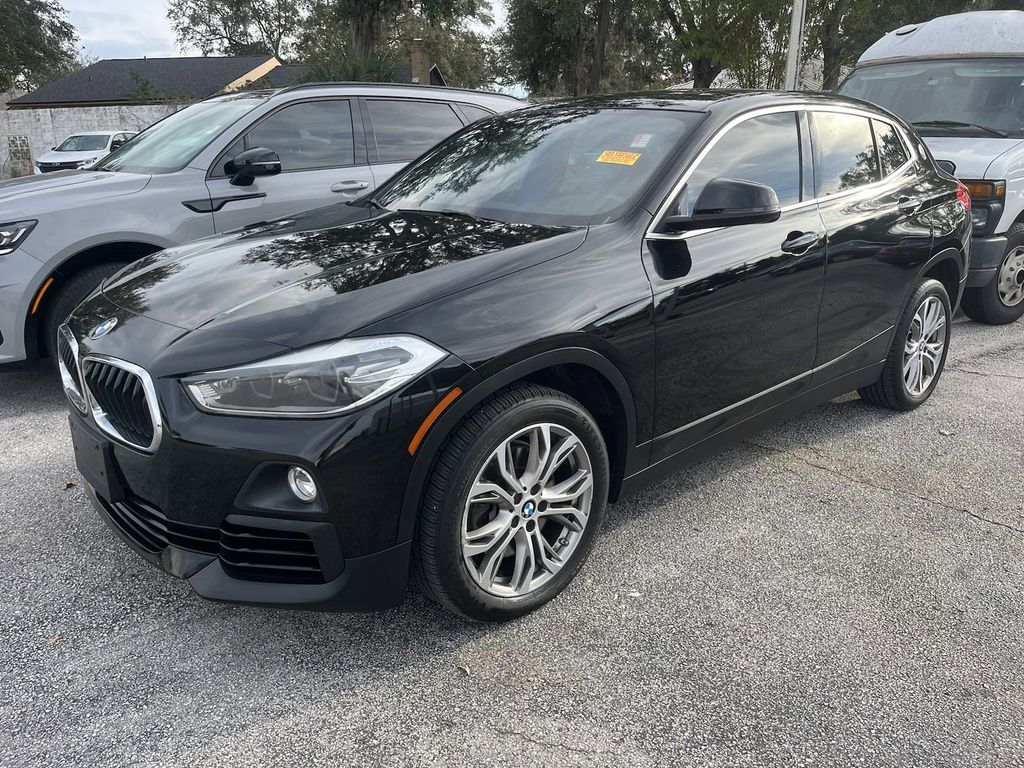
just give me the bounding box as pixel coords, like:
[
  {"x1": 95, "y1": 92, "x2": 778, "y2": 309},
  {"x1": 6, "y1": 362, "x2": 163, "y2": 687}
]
[
  {"x1": 430, "y1": 394, "x2": 609, "y2": 620},
  {"x1": 895, "y1": 279, "x2": 952, "y2": 407}
]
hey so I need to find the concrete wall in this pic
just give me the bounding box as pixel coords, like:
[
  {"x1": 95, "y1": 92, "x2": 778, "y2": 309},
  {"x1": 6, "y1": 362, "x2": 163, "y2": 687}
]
[{"x1": 1, "y1": 103, "x2": 189, "y2": 178}]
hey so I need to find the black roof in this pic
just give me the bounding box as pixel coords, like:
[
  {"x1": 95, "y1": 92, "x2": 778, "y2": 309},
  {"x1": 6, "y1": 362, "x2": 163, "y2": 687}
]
[
  {"x1": 263, "y1": 64, "x2": 312, "y2": 88},
  {"x1": 530, "y1": 89, "x2": 877, "y2": 116},
  {"x1": 8, "y1": 56, "x2": 276, "y2": 108}
]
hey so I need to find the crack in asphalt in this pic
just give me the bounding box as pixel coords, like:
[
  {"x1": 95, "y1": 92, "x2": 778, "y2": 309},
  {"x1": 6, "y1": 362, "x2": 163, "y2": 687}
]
[
  {"x1": 744, "y1": 440, "x2": 1024, "y2": 535},
  {"x1": 946, "y1": 366, "x2": 1024, "y2": 382}
]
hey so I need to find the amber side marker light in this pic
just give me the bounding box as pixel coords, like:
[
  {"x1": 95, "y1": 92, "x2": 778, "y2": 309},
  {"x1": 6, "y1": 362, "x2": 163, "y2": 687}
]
[
  {"x1": 408, "y1": 387, "x2": 463, "y2": 455},
  {"x1": 30, "y1": 277, "x2": 54, "y2": 315}
]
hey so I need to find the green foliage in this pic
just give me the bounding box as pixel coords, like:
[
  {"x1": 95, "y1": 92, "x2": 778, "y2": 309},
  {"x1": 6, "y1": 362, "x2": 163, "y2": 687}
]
[
  {"x1": 301, "y1": 49, "x2": 399, "y2": 81},
  {"x1": 166, "y1": 0, "x2": 304, "y2": 57},
  {"x1": 1, "y1": 0, "x2": 80, "y2": 92}
]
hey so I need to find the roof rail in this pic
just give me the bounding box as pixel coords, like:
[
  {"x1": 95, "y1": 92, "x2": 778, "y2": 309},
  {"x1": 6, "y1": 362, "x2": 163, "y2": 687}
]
[{"x1": 274, "y1": 81, "x2": 522, "y2": 100}]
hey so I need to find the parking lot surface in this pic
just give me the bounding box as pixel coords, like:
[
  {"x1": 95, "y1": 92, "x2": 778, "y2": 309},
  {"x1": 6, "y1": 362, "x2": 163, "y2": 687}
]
[{"x1": 1, "y1": 318, "x2": 1022, "y2": 767}]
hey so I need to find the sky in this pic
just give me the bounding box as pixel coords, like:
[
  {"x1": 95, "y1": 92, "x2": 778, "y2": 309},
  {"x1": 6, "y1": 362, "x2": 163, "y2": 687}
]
[{"x1": 64, "y1": 0, "x2": 508, "y2": 61}]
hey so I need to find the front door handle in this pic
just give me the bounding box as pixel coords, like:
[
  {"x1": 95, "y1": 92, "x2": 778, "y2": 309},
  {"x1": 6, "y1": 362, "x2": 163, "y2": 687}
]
[
  {"x1": 781, "y1": 231, "x2": 820, "y2": 255},
  {"x1": 331, "y1": 180, "x2": 369, "y2": 194},
  {"x1": 897, "y1": 197, "x2": 921, "y2": 215}
]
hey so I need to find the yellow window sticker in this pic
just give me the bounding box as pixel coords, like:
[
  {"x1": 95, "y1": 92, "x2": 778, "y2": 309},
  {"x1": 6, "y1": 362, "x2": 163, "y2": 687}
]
[{"x1": 596, "y1": 150, "x2": 641, "y2": 166}]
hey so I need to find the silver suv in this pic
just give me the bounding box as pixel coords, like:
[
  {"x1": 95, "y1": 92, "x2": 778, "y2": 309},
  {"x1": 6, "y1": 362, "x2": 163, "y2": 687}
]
[{"x1": 0, "y1": 83, "x2": 520, "y2": 367}]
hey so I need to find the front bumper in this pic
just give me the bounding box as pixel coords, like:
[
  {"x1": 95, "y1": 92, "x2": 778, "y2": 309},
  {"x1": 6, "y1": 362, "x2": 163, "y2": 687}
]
[{"x1": 966, "y1": 234, "x2": 1007, "y2": 288}]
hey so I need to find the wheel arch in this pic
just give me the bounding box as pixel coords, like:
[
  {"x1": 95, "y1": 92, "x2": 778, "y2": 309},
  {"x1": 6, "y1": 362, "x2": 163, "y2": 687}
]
[
  {"x1": 28, "y1": 240, "x2": 166, "y2": 357},
  {"x1": 397, "y1": 347, "x2": 641, "y2": 542},
  {"x1": 920, "y1": 247, "x2": 965, "y2": 308}
]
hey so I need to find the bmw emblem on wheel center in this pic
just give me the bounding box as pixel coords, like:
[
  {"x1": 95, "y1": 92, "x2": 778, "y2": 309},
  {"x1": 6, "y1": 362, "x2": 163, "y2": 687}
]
[
  {"x1": 522, "y1": 500, "x2": 536, "y2": 518},
  {"x1": 88, "y1": 318, "x2": 118, "y2": 339}
]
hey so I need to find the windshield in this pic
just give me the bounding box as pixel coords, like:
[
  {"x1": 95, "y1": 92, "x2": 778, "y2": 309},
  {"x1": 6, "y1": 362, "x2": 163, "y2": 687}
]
[
  {"x1": 839, "y1": 58, "x2": 1024, "y2": 138},
  {"x1": 375, "y1": 107, "x2": 702, "y2": 227},
  {"x1": 57, "y1": 135, "x2": 110, "y2": 151},
  {"x1": 94, "y1": 94, "x2": 269, "y2": 174}
]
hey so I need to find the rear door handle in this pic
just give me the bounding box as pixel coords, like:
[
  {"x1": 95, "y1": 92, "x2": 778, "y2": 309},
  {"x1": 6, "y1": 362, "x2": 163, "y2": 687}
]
[
  {"x1": 898, "y1": 197, "x2": 921, "y2": 214},
  {"x1": 331, "y1": 180, "x2": 369, "y2": 194},
  {"x1": 781, "y1": 231, "x2": 820, "y2": 255}
]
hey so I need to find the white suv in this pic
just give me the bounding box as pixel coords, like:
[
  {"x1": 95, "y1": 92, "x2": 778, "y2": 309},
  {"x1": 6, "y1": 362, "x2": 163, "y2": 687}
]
[
  {"x1": 0, "y1": 83, "x2": 520, "y2": 368},
  {"x1": 34, "y1": 131, "x2": 136, "y2": 174},
  {"x1": 839, "y1": 10, "x2": 1024, "y2": 324}
]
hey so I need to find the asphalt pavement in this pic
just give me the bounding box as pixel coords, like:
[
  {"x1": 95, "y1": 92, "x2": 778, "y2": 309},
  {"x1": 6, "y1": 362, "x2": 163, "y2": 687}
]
[{"x1": 1, "y1": 317, "x2": 1021, "y2": 767}]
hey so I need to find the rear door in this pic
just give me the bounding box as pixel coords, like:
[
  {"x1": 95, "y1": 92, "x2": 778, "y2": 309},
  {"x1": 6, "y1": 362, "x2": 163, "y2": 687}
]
[
  {"x1": 205, "y1": 98, "x2": 373, "y2": 232},
  {"x1": 646, "y1": 110, "x2": 827, "y2": 461},
  {"x1": 811, "y1": 111, "x2": 935, "y2": 375},
  {"x1": 362, "y1": 98, "x2": 467, "y2": 186}
]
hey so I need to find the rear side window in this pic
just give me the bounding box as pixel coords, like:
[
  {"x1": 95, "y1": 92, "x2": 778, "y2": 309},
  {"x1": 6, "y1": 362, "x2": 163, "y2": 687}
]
[
  {"x1": 459, "y1": 104, "x2": 494, "y2": 123},
  {"x1": 872, "y1": 119, "x2": 910, "y2": 177},
  {"x1": 678, "y1": 111, "x2": 802, "y2": 215},
  {"x1": 367, "y1": 99, "x2": 464, "y2": 163},
  {"x1": 247, "y1": 99, "x2": 355, "y2": 171},
  {"x1": 811, "y1": 112, "x2": 879, "y2": 196}
]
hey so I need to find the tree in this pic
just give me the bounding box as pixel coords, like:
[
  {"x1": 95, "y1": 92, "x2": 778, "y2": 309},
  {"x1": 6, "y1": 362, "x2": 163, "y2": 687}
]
[
  {"x1": 1, "y1": 0, "x2": 80, "y2": 91},
  {"x1": 166, "y1": 0, "x2": 304, "y2": 58}
]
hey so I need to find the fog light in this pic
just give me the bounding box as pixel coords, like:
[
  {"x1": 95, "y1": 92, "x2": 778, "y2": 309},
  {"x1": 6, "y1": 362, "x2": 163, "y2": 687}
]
[
  {"x1": 971, "y1": 207, "x2": 989, "y2": 230},
  {"x1": 287, "y1": 466, "x2": 317, "y2": 503}
]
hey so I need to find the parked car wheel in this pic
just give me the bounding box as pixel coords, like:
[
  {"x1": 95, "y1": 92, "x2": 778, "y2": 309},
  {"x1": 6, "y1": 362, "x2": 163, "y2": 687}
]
[
  {"x1": 43, "y1": 263, "x2": 129, "y2": 362},
  {"x1": 961, "y1": 223, "x2": 1024, "y2": 325},
  {"x1": 859, "y1": 278, "x2": 951, "y2": 411},
  {"x1": 413, "y1": 384, "x2": 609, "y2": 621}
]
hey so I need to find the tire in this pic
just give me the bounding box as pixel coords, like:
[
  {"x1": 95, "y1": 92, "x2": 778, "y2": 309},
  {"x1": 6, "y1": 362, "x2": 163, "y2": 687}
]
[
  {"x1": 859, "y1": 278, "x2": 952, "y2": 411},
  {"x1": 42, "y1": 262, "x2": 129, "y2": 361},
  {"x1": 413, "y1": 383, "x2": 610, "y2": 621},
  {"x1": 961, "y1": 223, "x2": 1024, "y2": 325}
]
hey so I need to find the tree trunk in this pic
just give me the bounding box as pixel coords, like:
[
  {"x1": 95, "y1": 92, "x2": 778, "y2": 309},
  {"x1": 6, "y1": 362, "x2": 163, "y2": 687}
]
[
  {"x1": 589, "y1": 0, "x2": 612, "y2": 94},
  {"x1": 819, "y1": 0, "x2": 851, "y2": 90},
  {"x1": 692, "y1": 57, "x2": 720, "y2": 89},
  {"x1": 350, "y1": 0, "x2": 377, "y2": 57}
]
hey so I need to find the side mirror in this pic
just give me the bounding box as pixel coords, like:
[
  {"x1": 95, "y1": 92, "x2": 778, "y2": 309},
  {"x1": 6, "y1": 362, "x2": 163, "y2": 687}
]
[
  {"x1": 663, "y1": 178, "x2": 782, "y2": 231},
  {"x1": 935, "y1": 159, "x2": 957, "y2": 176},
  {"x1": 225, "y1": 147, "x2": 282, "y2": 187},
  {"x1": 111, "y1": 140, "x2": 125, "y2": 150}
]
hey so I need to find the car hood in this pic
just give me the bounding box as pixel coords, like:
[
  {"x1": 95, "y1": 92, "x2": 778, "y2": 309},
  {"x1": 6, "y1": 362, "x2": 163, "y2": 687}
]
[
  {"x1": 36, "y1": 149, "x2": 107, "y2": 164},
  {"x1": 100, "y1": 204, "x2": 586, "y2": 351},
  {"x1": 922, "y1": 136, "x2": 1024, "y2": 179},
  {"x1": 0, "y1": 169, "x2": 150, "y2": 213}
]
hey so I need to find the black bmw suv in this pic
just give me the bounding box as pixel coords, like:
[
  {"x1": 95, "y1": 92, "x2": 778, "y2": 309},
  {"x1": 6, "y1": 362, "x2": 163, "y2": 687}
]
[{"x1": 60, "y1": 92, "x2": 970, "y2": 620}]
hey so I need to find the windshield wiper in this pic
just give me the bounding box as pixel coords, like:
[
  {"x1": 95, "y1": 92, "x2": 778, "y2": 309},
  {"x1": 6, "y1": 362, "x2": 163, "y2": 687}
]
[
  {"x1": 347, "y1": 195, "x2": 388, "y2": 212},
  {"x1": 912, "y1": 120, "x2": 1009, "y2": 138}
]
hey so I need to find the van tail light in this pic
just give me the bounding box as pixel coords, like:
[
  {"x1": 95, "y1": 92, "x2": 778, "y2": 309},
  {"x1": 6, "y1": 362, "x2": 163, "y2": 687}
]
[{"x1": 956, "y1": 183, "x2": 971, "y2": 210}]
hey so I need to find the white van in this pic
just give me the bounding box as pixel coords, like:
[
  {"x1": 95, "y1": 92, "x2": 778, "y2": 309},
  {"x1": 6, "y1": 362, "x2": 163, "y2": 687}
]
[{"x1": 838, "y1": 10, "x2": 1024, "y2": 324}]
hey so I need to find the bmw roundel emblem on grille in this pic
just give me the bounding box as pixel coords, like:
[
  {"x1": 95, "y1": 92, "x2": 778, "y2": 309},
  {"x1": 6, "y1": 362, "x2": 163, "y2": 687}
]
[{"x1": 89, "y1": 317, "x2": 118, "y2": 339}]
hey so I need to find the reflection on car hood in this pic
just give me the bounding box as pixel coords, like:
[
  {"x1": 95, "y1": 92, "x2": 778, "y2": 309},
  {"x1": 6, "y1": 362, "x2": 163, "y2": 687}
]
[
  {"x1": 0, "y1": 169, "x2": 150, "y2": 210},
  {"x1": 922, "y1": 136, "x2": 1024, "y2": 179},
  {"x1": 101, "y1": 205, "x2": 586, "y2": 349}
]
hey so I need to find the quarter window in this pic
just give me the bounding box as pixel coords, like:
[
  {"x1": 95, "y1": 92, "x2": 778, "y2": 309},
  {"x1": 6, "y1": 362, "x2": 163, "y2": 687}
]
[
  {"x1": 677, "y1": 112, "x2": 802, "y2": 215},
  {"x1": 367, "y1": 99, "x2": 464, "y2": 163},
  {"x1": 811, "y1": 112, "x2": 879, "y2": 196},
  {"x1": 459, "y1": 104, "x2": 494, "y2": 123},
  {"x1": 245, "y1": 100, "x2": 355, "y2": 171},
  {"x1": 872, "y1": 120, "x2": 910, "y2": 177}
]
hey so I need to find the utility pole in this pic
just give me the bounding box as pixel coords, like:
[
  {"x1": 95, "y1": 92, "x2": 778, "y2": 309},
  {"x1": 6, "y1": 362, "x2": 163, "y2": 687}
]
[{"x1": 783, "y1": 0, "x2": 807, "y2": 90}]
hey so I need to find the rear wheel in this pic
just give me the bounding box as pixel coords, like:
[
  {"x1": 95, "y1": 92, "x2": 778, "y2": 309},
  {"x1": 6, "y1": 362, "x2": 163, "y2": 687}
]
[
  {"x1": 961, "y1": 225, "x2": 1024, "y2": 325},
  {"x1": 413, "y1": 384, "x2": 609, "y2": 621},
  {"x1": 42, "y1": 262, "x2": 128, "y2": 361},
  {"x1": 859, "y1": 278, "x2": 951, "y2": 411}
]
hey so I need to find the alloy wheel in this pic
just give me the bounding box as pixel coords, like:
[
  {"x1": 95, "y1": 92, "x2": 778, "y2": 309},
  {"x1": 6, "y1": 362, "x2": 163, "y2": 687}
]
[
  {"x1": 461, "y1": 423, "x2": 594, "y2": 598},
  {"x1": 997, "y1": 246, "x2": 1024, "y2": 307},
  {"x1": 903, "y1": 295, "x2": 947, "y2": 397}
]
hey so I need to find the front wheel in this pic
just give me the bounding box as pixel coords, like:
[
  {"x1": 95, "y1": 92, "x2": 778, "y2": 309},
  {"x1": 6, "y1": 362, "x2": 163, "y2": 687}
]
[
  {"x1": 413, "y1": 384, "x2": 609, "y2": 621},
  {"x1": 859, "y1": 278, "x2": 952, "y2": 411},
  {"x1": 962, "y1": 227, "x2": 1024, "y2": 325}
]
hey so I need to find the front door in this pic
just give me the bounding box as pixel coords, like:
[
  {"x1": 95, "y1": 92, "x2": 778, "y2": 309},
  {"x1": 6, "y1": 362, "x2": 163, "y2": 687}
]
[
  {"x1": 645, "y1": 111, "x2": 827, "y2": 462},
  {"x1": 205, "y1": 98, "x2": 374, "y2": 232}
]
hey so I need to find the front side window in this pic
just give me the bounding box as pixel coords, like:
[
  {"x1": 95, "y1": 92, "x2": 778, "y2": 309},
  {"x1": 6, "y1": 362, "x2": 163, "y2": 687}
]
[
  {"x1": 376, "y1": 107, "x2": 701, "y2": 227},
  {"x1": 95, "y1": 94, "x2": 269, "y2": 174},
  {"x1": 676, "y1": 112, "x2": 802, "y2": 216},
  {"x1": 57, "y1": 134, "x2": 110, "y2": 151},
  {"x1": 245, "y1": 99, "x2": 355, "y2": 171},
  {"x1": 811, "y1": 112, "x2": 879, "y2": 197},
  {"x1": 872, "y1": 120, "x2": 910, "y2": 177},
  {"x1": 838, "y1": 58, "x2": 1024, "y2": 139},
  {"x1": 368, "y1": 100, "x2": 464, "y2": 163}
]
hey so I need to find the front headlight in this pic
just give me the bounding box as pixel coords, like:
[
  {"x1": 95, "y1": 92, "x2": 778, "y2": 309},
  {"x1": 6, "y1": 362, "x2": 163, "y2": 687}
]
[
  {"x1": 77, "y1": 157, "x2": 98, "y2": 168},
  {"x1": 182, "y1": 335, "x2": 447, "y2": 416},
  {"x1": 0, "y1": 220, "x2": 36, "y2": 256}
]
